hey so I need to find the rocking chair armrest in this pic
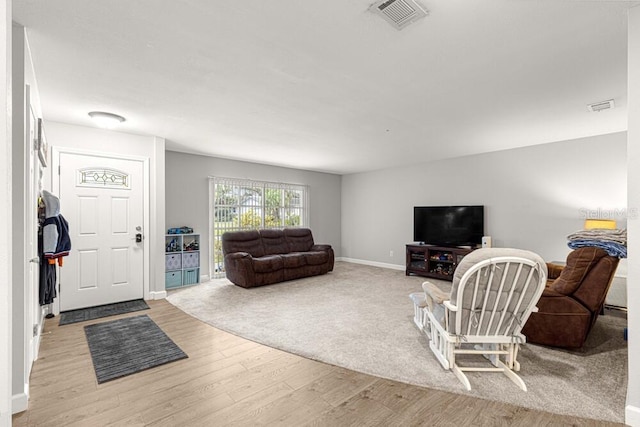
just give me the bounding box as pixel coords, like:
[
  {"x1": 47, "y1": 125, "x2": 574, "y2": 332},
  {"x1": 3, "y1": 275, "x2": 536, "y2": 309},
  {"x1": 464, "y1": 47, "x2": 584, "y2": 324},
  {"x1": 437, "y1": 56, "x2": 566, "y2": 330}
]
[
  {"x1": 443, "y1": 300, "x2": 458, "y2": 311},
  {"x1": 422, "y1": 281, "x2": 450, "y2": 304}
]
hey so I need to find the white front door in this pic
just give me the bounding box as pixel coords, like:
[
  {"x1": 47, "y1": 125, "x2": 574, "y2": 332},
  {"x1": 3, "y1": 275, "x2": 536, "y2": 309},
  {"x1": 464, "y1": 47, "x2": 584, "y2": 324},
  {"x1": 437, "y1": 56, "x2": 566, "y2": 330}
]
[{"x1": 58, "y1": 152, "x2": 145, "y2": 311}]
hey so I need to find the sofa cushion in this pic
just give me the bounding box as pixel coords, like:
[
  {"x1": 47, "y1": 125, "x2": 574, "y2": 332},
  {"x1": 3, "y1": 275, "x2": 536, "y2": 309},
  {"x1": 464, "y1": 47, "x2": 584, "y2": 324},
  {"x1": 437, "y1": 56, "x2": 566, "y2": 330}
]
[
  {"x1": 304, "y1": 251, "x2": 328, "y2": 266},
  {"x1": 284, "y1": 228, "x2": 314, "y2": 252},
  {"x1": 551, "y1": 247, "x2": 608, "y2": 296},
  {"x1": 252, "y1": 255, "x2": 284, "y2": 273},
  {"x1": 260, "y1": 229, "x2": 289, "y2": 255},
  {"x1": 222, "y1": 230, "x2": 265, "y2": 258},
  {"x1": 281, "y1": 253, "x2": 307, "y2": 268}
]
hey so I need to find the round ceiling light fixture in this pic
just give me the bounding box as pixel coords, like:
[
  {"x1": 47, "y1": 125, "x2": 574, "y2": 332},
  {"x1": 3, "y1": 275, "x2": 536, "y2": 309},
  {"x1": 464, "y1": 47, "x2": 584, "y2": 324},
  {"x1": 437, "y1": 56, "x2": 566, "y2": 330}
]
[{"x1": 88, "y1": 111, "x2": 126, "y2": 129}]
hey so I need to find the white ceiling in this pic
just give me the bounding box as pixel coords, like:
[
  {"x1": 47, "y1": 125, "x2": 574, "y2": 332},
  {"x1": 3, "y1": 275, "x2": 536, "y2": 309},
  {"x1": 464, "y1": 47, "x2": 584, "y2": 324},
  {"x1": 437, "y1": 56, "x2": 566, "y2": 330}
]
[{"x1": 12, "y1": 0, "x2": 636, "y2": 174}]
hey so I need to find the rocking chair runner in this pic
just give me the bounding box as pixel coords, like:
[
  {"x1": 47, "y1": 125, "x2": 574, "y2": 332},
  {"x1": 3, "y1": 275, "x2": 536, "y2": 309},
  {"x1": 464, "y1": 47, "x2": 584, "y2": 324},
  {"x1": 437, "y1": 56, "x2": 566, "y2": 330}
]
[{"x1": 415, "y1": 248, "x2": 547, "y2": 391}]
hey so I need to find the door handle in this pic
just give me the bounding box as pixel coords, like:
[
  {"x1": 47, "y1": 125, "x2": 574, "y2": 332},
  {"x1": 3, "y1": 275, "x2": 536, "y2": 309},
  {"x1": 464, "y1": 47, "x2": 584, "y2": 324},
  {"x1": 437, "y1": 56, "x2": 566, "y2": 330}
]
[{"x1": 29, "y1": 257, "x2": 39, "y2": 263}]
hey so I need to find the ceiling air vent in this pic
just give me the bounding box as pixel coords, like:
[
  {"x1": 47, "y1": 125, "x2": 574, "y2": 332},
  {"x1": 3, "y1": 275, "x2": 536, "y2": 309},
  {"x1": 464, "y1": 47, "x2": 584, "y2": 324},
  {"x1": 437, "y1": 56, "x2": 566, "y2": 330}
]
[
  {"x1": 587, "y1": 99, "x2": 615, "y2": 112},
  {"x1": 370, "y1": 0, "x2": 428, "y2": 30}
]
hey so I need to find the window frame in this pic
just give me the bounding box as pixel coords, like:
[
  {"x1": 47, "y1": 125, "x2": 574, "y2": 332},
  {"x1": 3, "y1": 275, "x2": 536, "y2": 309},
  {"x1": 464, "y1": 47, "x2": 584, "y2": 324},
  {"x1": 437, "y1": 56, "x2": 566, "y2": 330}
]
[{"x1": 208, "y1": 176, "x2": 309, "y2": 278}]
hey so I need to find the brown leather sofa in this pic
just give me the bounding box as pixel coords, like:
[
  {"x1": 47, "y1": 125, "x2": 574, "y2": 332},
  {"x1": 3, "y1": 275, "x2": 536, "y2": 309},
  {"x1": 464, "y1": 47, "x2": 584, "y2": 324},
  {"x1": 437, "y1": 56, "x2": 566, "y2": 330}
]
[
  {"x1": 221, "y1": 228, "x2": 334, "y2": 288},
  {"x1": 522, "y1": 246, "x2": 619, "y2": 349}
]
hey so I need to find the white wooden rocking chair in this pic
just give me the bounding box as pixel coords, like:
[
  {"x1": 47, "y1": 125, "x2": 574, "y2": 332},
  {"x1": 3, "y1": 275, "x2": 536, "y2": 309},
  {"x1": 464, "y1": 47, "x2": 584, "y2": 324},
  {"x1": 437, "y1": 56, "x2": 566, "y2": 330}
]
[{"x1": 417, "y1": 248, "x2": 547, "y2": 391}]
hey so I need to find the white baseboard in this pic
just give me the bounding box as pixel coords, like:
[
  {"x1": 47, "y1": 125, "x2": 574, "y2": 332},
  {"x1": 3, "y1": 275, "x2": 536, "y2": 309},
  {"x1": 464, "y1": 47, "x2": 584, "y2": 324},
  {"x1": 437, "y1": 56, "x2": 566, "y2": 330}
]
[
  {"x1": 12, "y1": 388, "x2": 28, "y2": 414},
  {"x1": 200, "y1": 274, "x2": 210, "y2": 283},
  {"x1": 338, "y1": 257, "x2": 405, "y2": 271},
  {"x1": 627, "y1": 404, "x2": 640, "y2": 426},
  {"x1": 149, "y1": 290, "x2": 167, "y2": 300}
]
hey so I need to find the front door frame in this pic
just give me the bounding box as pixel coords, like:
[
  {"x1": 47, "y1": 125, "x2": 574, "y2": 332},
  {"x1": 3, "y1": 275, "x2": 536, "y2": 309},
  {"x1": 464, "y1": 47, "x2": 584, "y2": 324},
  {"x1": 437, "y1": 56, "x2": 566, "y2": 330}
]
[{"x1": 51, "y1": 146, "x2": 151, "y2": 315}]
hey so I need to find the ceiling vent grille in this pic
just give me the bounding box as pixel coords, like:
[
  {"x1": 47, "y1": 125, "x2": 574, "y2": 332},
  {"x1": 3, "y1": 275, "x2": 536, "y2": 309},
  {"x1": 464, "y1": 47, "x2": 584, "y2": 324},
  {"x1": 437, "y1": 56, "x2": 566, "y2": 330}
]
[
  {"x1": 587, "y1": 99, "x2": 615, "y2": 112},
  {"x1": 370, "y1": 0, "x2": 428, "y2": 30}
]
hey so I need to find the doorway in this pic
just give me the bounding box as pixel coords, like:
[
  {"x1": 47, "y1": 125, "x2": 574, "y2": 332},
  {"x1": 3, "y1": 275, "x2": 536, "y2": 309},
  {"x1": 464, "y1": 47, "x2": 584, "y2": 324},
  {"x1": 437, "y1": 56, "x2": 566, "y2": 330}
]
[{"x1": 54, "y1": 150, "x2": 149, "y2": 311}]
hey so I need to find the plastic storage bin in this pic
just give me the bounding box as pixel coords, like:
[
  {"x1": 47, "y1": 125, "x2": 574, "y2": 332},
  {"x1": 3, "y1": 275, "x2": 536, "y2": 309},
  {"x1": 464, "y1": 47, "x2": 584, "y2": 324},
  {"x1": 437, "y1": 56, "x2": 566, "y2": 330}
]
[
  {"x1": 183, "y1": 268, "x2": 199, "y2": 285},
  {"x1": 165, "y1": 271, "x2": 182, "y2": 289}
]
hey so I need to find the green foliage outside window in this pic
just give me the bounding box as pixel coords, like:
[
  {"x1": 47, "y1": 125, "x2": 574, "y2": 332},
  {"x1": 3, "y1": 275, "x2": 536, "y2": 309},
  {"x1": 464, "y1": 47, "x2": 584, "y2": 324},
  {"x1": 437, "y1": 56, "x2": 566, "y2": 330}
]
[{"x1": 212, "y1": 179, "x2": 307, "y2": 277}]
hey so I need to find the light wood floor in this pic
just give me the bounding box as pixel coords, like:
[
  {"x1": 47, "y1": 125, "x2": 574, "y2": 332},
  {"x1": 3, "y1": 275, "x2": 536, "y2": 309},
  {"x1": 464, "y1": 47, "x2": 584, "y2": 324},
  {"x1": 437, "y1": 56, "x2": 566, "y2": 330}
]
[{"x1": 12, "y1": 299, "x2": 620, "y2": 427}]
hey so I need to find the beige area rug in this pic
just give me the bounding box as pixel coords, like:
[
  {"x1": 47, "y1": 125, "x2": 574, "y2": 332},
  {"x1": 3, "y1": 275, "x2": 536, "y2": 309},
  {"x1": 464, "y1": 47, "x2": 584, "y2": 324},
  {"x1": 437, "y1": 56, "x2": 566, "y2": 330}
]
[{"x1": 166, "y1": 261, "x2": 627, "y2": 423}]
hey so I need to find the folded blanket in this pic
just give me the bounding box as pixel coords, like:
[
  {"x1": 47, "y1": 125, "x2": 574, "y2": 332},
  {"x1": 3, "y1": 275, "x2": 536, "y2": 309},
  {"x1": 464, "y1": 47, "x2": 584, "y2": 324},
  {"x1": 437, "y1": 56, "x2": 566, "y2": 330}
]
[
  {"x1": 567, "y1": 239, "x2": 627, "y2": 258},
  {"x1": 567, "y1": 228, "x2": 627, "y2": 245}
]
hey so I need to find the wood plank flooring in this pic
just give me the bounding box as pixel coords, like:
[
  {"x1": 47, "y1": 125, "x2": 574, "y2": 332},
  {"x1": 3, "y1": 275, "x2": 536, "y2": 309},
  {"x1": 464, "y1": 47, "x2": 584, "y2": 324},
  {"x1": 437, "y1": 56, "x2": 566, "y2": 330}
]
[{"x1": 12, "y1": 299, "x2": 621, "y2": 426}]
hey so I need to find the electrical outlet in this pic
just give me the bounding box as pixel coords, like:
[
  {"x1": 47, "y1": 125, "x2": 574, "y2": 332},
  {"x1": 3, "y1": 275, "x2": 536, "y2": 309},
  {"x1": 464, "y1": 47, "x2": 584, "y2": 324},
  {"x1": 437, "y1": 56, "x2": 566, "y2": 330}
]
[{"x1": 389, "y1": 250, "x2": 394, "y2": 257}]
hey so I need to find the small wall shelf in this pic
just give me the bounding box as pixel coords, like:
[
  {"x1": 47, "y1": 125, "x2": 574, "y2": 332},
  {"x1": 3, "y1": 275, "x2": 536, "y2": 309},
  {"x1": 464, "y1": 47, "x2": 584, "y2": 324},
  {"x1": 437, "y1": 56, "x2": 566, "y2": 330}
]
[{"x1": 165, "y1": 233, "x2": 200, "y2": 289}]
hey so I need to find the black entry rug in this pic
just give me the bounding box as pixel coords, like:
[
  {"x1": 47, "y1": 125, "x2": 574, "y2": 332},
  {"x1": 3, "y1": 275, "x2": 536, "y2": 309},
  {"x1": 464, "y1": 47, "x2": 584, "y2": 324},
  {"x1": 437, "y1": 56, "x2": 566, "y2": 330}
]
[
  {"x1": 59, "y1": 299, "x2": 149, "y2": 325},
  {"x1": 84, "y1": 315, "x2": 188, "y2": 384}
]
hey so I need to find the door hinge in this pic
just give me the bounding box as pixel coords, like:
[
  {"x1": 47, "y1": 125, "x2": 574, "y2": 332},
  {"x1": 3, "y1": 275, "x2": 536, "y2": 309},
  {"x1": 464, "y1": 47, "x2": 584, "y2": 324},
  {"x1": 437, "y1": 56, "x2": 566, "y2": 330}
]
[
  {"x1": 58, "y1": 165, "x2": 61, "y2": 175},
  {"x1": 33, "y1": 324, "x2": 38, "y2": 337}
]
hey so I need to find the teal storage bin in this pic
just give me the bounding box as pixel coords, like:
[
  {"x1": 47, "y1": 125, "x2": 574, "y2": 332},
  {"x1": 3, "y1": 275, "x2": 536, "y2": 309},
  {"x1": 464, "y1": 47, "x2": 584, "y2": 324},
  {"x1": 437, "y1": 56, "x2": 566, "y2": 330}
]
[
  {"x1": 183, "y1": 268, "x2": 199, "y2": 285},
  {"x1": 165, "y1": 271, "x2": 182, "y2": 288}
]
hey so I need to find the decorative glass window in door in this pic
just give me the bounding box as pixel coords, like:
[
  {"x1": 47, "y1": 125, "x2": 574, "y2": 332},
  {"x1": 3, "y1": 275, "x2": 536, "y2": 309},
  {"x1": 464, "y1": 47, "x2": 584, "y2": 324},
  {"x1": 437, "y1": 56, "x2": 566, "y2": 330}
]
[{"x1": 77, "y1": 168, "x2": 130, "y2": 189}]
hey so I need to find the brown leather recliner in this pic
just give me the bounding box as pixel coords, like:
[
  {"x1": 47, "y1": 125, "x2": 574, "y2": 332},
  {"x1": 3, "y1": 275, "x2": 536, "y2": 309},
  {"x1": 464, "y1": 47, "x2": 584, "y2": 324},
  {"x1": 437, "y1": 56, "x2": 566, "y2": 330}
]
[{"x1": 522, "y1": 247, "x2": 619, "y2": 349}]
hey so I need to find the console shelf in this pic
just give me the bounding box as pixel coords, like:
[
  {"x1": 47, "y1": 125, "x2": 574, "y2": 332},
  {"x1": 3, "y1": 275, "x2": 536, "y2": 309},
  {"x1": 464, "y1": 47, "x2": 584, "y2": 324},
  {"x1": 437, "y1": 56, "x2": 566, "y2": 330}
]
[{"x1": 406, "y1": 244, "x2": 474, "y2": 281}]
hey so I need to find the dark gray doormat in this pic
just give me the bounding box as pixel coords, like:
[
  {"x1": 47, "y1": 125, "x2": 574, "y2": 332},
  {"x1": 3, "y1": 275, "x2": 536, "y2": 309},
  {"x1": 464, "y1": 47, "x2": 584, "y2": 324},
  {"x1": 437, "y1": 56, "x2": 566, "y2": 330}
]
[
  {"x1": 84, "y1": 314, "x2": 188, "y2": 384},
  {"x1": 59, "y1": 299, "x2": 149, "y2": 325}
]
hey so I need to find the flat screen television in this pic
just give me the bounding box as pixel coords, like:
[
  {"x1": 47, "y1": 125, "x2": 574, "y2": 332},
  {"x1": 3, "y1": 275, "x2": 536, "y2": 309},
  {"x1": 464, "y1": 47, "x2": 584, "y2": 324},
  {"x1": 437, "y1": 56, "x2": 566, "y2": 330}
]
[{"x1": 414, "y1": 205, "x2": 484, "y2": 247}]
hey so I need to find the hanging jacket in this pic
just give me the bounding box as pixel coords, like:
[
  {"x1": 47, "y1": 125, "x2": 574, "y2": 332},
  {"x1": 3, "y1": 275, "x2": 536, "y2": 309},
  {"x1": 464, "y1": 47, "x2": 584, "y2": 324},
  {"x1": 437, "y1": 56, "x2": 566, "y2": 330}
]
[{"x1": 41, "y1": 190, "x2": 71, "y2": 260}]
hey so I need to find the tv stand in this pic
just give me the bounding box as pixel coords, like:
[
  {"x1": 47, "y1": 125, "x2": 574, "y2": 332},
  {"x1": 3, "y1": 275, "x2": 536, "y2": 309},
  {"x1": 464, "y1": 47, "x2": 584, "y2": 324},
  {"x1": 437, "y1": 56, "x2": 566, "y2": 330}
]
[{"x1": 406, "y1": 244, "x2": 475, "y2": 281}]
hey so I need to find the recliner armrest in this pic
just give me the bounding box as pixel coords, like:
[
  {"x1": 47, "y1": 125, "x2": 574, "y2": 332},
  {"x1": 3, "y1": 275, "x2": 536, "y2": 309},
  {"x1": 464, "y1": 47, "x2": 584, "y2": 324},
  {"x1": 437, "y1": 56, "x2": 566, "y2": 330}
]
[
  {"x1": 541, "y1": 287, "x2": 565, "y2": 298},
  {"x1": 224, "y1": 252, "x2": 256, "y2": 288},
  {"x1": 226, "y1": 251, "x2": 251, "y2": 260},
  {"x1": 546, "y1": 262, "x2": 564, "y2": 280},
  {"x1": 311, "y1": 244, "x2": 331, "y2": 251}
]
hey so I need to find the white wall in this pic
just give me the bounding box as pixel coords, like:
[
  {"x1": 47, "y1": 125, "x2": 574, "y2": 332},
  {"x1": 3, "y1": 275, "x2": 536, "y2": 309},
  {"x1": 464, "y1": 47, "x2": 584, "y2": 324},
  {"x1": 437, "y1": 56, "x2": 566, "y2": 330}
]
[
  {"x1": 44, "y1": 122, "x2": 166, "y2": 298},
  {"x1": 10, "y1": 23, "x2": 43, "y2": 414},
  {"x1": 626, "y1": 6, "x2": 640, "y2": 426},
  {"x1": 165, "y1": 151, "x2": 342, "y2": 280},
  {"x1": 0, "y1": 3, "x2": 12, "y2": 425},
  {"x1": 10, "y1": 22, "x2": 26, "y2": 412},
  {"x1": 342, "y1": 132, "x2": 627, "y2": 266}
]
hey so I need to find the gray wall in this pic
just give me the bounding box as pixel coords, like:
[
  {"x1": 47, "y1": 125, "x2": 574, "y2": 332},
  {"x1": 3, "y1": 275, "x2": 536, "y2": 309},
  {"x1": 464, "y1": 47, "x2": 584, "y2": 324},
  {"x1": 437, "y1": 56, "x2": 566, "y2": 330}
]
[
  {"x1": 342, "y1": 132, "x2": 627, "y2": 266},
  {"x1": 165, "y1": 151, "x2": 342, "y2": 279}
]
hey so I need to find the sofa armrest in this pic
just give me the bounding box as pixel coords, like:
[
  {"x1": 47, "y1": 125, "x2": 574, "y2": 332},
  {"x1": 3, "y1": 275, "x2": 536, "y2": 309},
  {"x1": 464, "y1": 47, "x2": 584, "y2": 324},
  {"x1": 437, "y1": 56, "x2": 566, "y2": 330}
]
[
  {"x1": 226, "y1": 251, "x2": 251, "y2": 260},
  {"x1": 310, "y1": 244, "x2": 335, "y2": 272},
  {"x1": 224, "y1": 252, "x2": 256, "y2": 288}
]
